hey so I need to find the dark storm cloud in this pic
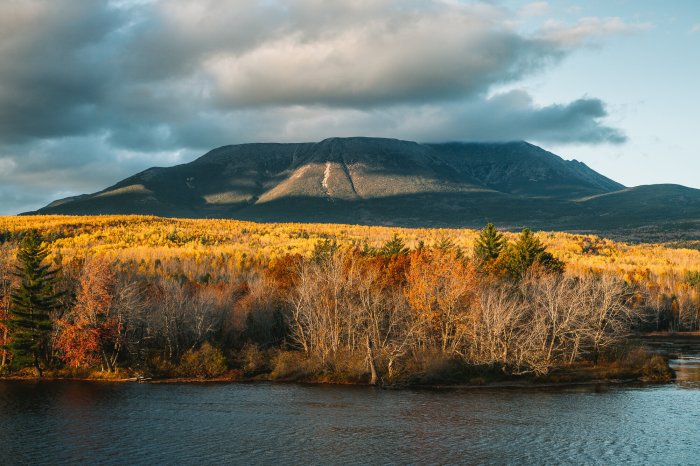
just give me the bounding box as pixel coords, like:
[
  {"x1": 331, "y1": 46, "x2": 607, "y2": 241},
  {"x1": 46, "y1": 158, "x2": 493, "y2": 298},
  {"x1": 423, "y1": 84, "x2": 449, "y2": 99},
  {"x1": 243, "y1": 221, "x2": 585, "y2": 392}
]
[
  {"x1": 410, "y1": 91, "x2": 627, "y2": 144},
  {"x1": 197, "y1": 91, "x2": 624, "y2": 146},
  {"x1": 0, "y1": 0, "x2": 123, "y2": 143},
  {"x1": 0, "y1": 134, "x2": 198, "y2": 214},
  {"x1": 0, "y1": 0, "x2": 644, "y2": 214}
]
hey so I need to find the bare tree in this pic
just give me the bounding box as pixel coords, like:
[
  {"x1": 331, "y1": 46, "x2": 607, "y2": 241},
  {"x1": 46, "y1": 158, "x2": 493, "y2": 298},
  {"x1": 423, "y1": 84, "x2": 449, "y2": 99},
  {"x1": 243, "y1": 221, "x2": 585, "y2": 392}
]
[
  {"x1": 578, "y1": 273, "x2": 636, "y2": 364},
  {"x1": 473, "y1": 283, "x2": 523, "y2": 371},
  {"x1": 185, "y1": 285, "x2": 223, "y2": 349},
  {"x1": 347, "y1": 260, "x2": 417, "y2": 382},
  {"x1": 110, "y1": 275, "x2": 148, "y2": 368}
]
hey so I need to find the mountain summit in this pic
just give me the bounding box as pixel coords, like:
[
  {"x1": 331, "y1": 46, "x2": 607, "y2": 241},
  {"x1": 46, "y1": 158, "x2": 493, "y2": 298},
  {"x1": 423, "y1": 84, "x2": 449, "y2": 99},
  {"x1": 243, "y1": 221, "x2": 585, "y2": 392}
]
[{"x1": 31, "y1": 137, "x2": 700, "y2": 232}]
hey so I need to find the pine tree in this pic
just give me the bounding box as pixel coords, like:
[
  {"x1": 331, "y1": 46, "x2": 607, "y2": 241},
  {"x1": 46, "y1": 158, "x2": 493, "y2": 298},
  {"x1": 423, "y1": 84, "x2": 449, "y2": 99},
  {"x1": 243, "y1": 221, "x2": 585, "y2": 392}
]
[
  {"x1": 8, "y1": 230, "x2": 61, "y2": 377},
  {"x1": 311, "y1": 238, "x2": 339, "y2": 263},
  {"x1": 434, "y1": 236, "x2": 455, "y2": 252},
  {"x1": 360, "y1": 240, "x2": 377, "y2": 257},
  {"x1": 473, "y1": 223, "x2": 505, "y2": 262},
  {"x1": 380, "y1": 234, "x2": 409, "y2": 257},
  {"x1": 503, "y1": 228, "x2": 564, "y2": 279}
]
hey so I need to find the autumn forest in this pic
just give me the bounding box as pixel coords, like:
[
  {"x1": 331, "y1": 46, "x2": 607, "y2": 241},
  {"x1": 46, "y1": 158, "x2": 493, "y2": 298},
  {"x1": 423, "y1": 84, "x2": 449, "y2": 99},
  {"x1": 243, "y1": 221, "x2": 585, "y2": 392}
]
[{"x1": 1, "y1": 215, "x2": 697, "y2": 385}]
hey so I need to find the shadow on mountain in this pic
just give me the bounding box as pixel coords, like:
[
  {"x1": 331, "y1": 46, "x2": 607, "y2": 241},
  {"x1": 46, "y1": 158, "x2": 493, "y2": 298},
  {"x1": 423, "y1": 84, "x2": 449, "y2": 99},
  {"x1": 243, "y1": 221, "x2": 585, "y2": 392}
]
[{"x1": 26, "y1": 137, "x2": 700, "y2": 237}]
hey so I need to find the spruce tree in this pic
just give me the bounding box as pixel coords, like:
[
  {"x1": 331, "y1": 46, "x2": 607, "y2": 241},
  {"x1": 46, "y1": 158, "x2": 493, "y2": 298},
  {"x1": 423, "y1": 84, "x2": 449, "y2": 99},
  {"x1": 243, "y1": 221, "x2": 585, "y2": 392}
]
[
  {"x1": 8, "y1": 230, "x2": 61, "y2": 377},
  {"x1": 311, "y1": 238, "x2": 339, "y2": 263},
  {"x1": 473, "y1": 223, "x2": 505, "y2": 262},
  {"x1": 434, "y1": 236, "x2": 455, "y2": 252},
  {"x1": 360, "y1": 240, "x2": 377, "y2": 257},
  {"x1": 503, "y1": 228, "x2": 564, "y2": 279},
  {"x1": 380, "y1": 234, "x2": 409, "y2": 257}
]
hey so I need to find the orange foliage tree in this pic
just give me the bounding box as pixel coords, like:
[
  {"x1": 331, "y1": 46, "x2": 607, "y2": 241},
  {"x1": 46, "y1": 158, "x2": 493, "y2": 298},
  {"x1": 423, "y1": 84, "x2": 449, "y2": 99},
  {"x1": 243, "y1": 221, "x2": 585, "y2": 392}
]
[
  {"x1": 405, "y1": 250, "x2": 480, "y2": 354},
  {"x1": 0, "y1": 262, "x2": 12, "y2": 369},
  {"x1": 55, "y1": 259, "x2": 121, "y2": 371}
]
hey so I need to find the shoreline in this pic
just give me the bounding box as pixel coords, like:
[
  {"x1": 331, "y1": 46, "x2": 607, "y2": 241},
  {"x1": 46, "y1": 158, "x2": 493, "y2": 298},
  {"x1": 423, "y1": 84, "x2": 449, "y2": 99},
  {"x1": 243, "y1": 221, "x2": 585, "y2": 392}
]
[
  {"x1": 0, "y1": 376, "x2": 665, "y2": 392},
  {"x1": 3, "y1": 332, "x2": 693, "y2": 389},
  {"x1": 0, "y1": 370, "x2": 670, "y2": 390}
]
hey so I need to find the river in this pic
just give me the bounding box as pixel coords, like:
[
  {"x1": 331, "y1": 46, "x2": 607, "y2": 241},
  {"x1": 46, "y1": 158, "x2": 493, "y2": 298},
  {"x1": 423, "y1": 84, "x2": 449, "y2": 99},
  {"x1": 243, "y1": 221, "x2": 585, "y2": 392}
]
[{"x1": 1, "y1": 341, "x2": 698, "y2": 465}]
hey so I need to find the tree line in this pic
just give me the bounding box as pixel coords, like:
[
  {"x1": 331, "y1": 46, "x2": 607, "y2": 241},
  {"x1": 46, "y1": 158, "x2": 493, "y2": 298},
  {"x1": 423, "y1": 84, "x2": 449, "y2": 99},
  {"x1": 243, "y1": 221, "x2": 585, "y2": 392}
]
[{"x1": 0, "y1": 225, "x2": 683, "y2": 383}]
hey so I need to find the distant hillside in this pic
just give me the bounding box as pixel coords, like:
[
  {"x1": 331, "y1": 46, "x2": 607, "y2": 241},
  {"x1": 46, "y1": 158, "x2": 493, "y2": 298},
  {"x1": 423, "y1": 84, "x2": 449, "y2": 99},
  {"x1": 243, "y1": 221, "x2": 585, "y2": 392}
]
[{"x1": 29, "y1": 137, "x2": 700, "y2": 235}]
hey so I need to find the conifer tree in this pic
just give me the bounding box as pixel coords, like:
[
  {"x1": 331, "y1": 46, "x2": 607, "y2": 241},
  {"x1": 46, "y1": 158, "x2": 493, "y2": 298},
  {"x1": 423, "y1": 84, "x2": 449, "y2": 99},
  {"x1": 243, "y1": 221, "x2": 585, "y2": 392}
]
[
  {"x1": 434, "y1": 236, "x2": 455, "y2": 252},
  {"x1": 311, "y1": 238, "x2": 339, "y2": 263},
  {"x1": 380, "y1": 234, "x2": 409, "y2": 257},
  {"x1": 360, "y1": 240, "x2": 377, "y2": 257},
  {"x1": 503, "y1": 228, "x2": 564, "y2": 279},
  {"x1": 8, "y1": 230, "x2": 61, "y2": 377},
  {"x1": 473, "y1": 223, "x2": 505, "y2": 262}
]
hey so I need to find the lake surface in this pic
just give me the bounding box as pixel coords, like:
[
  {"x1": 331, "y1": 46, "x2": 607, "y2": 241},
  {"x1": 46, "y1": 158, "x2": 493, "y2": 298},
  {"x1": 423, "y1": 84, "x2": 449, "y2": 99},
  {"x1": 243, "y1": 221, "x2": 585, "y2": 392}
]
[{"x1": 1, "y1": 343, "x2": 699, "y2": 465}]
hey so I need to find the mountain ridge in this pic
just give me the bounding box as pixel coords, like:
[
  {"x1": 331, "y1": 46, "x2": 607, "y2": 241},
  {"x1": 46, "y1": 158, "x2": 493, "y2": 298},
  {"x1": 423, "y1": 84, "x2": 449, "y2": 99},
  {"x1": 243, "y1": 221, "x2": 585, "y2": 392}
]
[{"x1": 29, "y1": 137, "x2": 700, "y2": 235}]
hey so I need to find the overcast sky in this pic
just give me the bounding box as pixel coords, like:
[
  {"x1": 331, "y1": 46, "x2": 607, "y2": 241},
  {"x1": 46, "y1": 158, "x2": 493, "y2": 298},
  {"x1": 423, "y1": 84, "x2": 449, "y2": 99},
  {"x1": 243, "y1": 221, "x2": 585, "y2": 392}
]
[{"x1": 1, "y1": 0, "x2": 698, "y2": 214}]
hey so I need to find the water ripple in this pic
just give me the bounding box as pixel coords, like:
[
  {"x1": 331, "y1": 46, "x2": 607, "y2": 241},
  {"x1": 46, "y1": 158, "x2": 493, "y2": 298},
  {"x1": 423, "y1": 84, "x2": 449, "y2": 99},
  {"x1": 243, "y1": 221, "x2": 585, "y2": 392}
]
[{"x1": 1, "y1": 379, "x2": 698, "y2": 465}]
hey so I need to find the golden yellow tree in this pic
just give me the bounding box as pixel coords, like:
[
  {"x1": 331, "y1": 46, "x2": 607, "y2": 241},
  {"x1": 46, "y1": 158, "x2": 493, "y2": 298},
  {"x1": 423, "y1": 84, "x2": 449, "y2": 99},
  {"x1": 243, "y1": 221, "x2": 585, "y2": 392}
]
[{"x1": 405, "y1": 250, "x2": 479, "y2": 354}]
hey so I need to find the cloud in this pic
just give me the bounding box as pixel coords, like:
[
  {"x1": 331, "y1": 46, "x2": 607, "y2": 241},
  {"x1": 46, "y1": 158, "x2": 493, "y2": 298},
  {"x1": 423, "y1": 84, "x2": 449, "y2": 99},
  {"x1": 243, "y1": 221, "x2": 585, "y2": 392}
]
[
  {"x1": 0, "y1": 0, "x2": 646, "y2": 214},
  {"x1": 0, "y1": 134, "x2": 198, "y2": 214},
  {"x1": 539, "y1": 17, "x2": 653, "y2": 45},
  {"x1": 518, "y1": 2, "x2": 550, "y2": 18},
  {"x1": 690, "y1": 23, "x2": 700, "y2": 34},
  {"x1": 189, "y1": 91, "x2": 624, "y2": 146},
  {"x1": 205, "y1": 8, "x2": 557, "y2": 108},
  {"x1": 402, "y1": 91, "x2": 627, "y2": 144},
  {"x1": 0, "y1": 0, "x2": 124, "y2": 143}
]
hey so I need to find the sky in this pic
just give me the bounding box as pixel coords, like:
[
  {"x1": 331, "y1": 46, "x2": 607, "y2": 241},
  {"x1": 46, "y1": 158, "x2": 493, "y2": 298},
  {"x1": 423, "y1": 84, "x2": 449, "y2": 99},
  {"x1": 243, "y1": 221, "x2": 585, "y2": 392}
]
[{"x1": 0, "y1": 0, "x2": 698, "y2": 214}]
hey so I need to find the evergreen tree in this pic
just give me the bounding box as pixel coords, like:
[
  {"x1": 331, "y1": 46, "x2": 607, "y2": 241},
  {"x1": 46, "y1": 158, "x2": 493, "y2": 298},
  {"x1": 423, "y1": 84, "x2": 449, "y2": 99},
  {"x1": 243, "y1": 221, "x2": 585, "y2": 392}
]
[
  {"x1": 360, "y1": 240, "x2": 377, "y2": 257},
  {"x1": 311, "y1": 238, "x2": 339, "y2": 263},
  {"x1": 380, "y1": 234, "x2": 409, "y2": 257},
  {"x1": 434, "y1": 236, "x2": 455, "y2": 252},
  {"x1": 473, "y1": 223, "x2": 506, "y2": 262},
  {"x1": 8, "y1": 230, "x2": 61, "y2": 377},
  {"x1": 503, "y1": 228, "x2": 564, "y2": 279}
]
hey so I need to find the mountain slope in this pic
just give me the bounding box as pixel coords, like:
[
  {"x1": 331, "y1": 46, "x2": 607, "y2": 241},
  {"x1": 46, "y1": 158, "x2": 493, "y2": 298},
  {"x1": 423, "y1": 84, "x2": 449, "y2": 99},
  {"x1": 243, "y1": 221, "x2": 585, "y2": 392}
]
[
  {"x1": 30, "y1": 137, "x2": 700, "y2": 233},
  {"x1": 429, "y1": 141, "x2": 623, "y2": 199}
]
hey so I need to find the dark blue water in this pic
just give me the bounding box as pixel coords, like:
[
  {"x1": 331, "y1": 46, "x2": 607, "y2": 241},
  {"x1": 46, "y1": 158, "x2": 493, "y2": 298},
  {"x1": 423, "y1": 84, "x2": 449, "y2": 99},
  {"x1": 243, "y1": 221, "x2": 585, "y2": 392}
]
[{"x1": 1, "y1": 379, "x2": 698, "y2": 465}]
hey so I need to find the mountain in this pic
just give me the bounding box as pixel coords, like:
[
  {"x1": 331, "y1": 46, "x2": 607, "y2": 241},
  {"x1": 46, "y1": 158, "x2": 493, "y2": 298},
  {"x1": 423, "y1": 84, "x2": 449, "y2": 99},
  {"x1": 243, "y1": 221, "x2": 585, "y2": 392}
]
[{"x1": 29, "y1": 137, "x2": 700, "y2": 235}]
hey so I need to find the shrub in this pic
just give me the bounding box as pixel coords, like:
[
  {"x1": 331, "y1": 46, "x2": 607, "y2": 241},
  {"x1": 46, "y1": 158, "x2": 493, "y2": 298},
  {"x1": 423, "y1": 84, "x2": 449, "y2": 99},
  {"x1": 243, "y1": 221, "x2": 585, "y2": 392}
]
[
  {"x1": 325, "y1": 350, "x2": 368, "y2": 383},
  {"x1": 619, "y1": 345, "x2": 650, "y2": 369},
  {"x1": 148, "y1": 355, "x2": 177, "y2": 378},
  {"x1": 270, "y1": 350, "x2": 321, "y2": 381},
  {"x1": 238, "y1": 343, "x2": 269, "y2": 376},
  {"x1": 89, "y1": 368, "x2": 129, "y2": 380},
  {"x1": 642, "y1": 355, "x2": 675, "y2": 382},
  {"x1": 54, "y1": 366, "x2": 93, "y2": 379},
  {"x1": 177, "y1": 342, "x2": 228, "y2": 378},
  {"x1": 401, "y1": 352, "x2": 470, "y2": 385}
]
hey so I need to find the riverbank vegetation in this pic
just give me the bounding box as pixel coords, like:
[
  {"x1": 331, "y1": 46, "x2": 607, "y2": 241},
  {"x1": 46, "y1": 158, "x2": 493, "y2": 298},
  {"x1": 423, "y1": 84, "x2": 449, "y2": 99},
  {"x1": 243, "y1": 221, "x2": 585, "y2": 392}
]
[{"x1": 0, "y1": 215, "x2": 693, "y2": 385}]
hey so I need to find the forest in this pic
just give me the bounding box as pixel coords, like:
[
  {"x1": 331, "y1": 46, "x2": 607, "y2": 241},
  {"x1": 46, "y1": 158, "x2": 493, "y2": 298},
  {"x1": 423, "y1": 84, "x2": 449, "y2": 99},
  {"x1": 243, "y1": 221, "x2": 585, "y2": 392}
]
[{"x1": 1, "y1": 215, "x2": 696, "y2": 385}]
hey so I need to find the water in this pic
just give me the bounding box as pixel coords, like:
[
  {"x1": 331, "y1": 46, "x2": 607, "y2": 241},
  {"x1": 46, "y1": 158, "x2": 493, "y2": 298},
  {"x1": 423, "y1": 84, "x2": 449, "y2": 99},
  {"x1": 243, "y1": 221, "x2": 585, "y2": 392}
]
[
  {"x1": 646, "y1": 336, "x2": 700, "y2": 390},
  {"x1": 1, "y1": 343, "x2": 699, "y2": 465}
]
